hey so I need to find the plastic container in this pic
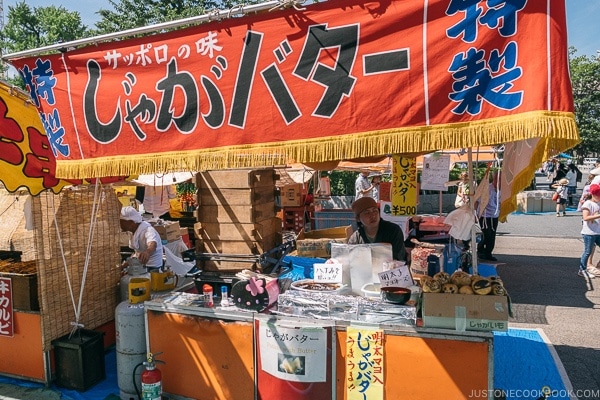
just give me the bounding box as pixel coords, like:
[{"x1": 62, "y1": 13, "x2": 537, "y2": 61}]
[
  {"x1": 129, "y1": 278, "x2": 151, "y2": 304},
  {"x1": 203, "y1": 284, "x2": 214, "y2": 307},
  {"x1": 220, "y1": 286, "x2": 229, "y2": 307},
  {"x1": 360, "y1": 282, "x2": 381, "y2": 299}
]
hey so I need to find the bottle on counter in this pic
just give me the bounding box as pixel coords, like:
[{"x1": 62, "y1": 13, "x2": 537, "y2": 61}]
[
  {"x1": 203, "y1": 284, "x2": 214, "y2": 307},
  {"x1": 220, "y1": 286, "x2": 229, "y2": 307}
]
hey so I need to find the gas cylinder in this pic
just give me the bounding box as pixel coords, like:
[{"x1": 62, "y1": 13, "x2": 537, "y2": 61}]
[
  {"x1": 141, "y1": 353, "x2": 162, "y2": 400},
  {"x1": 120, "y1": 257, "x2": 151, "y2": 302},
  {"x1": 115, "y1": 301, "x2": 146, "y2": 400}
]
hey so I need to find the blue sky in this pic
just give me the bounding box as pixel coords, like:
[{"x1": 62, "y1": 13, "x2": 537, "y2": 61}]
[{"x1": 4, "y1": 0, "x2": 599, "y2": 57}]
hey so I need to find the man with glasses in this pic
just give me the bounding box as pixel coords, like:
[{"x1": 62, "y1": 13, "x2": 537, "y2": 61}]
[{"x1": 348, "y1": 197, "x2": 406, "y2": 261}]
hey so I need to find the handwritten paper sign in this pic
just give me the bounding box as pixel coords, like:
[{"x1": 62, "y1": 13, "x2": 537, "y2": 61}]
[
  {"x1": 313, "y1": 263, "x2": 343, "y2": 283},
  {"x1": 420, "y1": 154, "x2": 451, "y2": 191},
  {"x1": 378, "y1": 265, "x2": 414, "y2": 288},
  {"x1": 346, "y1": 326, "x2": 384, "y2": 400}
]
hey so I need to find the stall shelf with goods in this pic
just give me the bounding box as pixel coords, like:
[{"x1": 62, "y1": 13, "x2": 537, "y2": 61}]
[{"x1": 0, "y1": 187, "x2": 121, "y2": 384}]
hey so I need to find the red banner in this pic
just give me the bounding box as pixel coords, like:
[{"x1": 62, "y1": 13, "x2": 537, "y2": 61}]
[{"x1": 9, "y1": 0, "x2": 578, "y2": 179}]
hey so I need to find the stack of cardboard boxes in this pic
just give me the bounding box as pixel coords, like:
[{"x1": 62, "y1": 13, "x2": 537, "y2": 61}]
[{"x1": 194, "y1": 168, "x2": 282, "y2": 271}]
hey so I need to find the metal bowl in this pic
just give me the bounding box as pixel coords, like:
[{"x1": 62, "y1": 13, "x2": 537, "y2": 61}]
[{"x1": 380, "y1": 287, "x2": 412, "y2": 305}]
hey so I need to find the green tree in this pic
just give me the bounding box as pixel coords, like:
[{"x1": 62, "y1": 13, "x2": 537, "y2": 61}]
[
  {"x1": 0, "y1": 2, "x2": 90, "y2": 86},
  {"x1": 94, "y1": 0, "x2": 261, "y2": 34},
  {"x1": 569, "y1": 48, "x2": 600, "y2": 155},
  {"x1": 0, "y1": 2, "x2": 89, "y2": 53}
]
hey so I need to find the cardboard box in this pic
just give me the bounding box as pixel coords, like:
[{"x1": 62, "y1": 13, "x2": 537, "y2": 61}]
[
  {"x1": 153, "y1": 221, "x2": 181, "y2": 242},
  {"x1": 421, "y1": 293, "x2": 509, "y2": 332},
  {"x1": 279, "y1": 184, "x2": 306, "y2": 207},
  {"x1": 296, "y1": 225, "x2": 353, "y2": 258}
]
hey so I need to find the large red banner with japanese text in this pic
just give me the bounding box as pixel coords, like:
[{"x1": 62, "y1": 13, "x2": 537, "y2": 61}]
[{"x1": 9, "y1": 0, "x2": 578, "y2": 179}]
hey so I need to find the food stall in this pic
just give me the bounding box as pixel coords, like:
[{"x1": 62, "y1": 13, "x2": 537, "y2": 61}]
[{"x1": 0, "y1": 0, "x2": 578, "y2": 397}]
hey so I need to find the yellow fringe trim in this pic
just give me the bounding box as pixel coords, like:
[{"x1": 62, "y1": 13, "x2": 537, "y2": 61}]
[{"x1": 55, "y1": 110, "x2": 579, "y2": 180}]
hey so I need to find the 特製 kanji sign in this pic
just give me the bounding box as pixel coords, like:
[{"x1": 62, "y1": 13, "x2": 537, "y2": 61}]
[{"x1": 9, "y1": 0, "x2": 578, "y2": 179}]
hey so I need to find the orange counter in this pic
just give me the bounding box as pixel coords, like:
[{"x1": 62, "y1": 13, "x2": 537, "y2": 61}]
[
  {"x1": 145, "y1": 295, "x2": 493, "y2": 400},
  {"x1": 0, "y1": 311, "x2": 46, "y2": 382}
]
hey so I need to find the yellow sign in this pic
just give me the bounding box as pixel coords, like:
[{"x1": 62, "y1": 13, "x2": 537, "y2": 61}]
[
  {"x1": 346, "y1": 326, "x2": 384, "y2": 400},
  {"x1": 391, "y1": 155, "x2": 418, "y2": 216}
]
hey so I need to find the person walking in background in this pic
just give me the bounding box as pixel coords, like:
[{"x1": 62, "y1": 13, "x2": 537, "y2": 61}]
[
  {"x1": 369, "y1": 173, "x2": 382, "y2": 202},
  {"x1": 477, "y1": 171, "x2": 500, "y2": 261},
  {"x1": 578, "y1": 184, "x2": 600, "y2": 279},
  {"x1": 355, "y1": 169, "x2": 375, "y2": 199},
  {"x1": 552, "y1": 163, "x2": 567, "y2": 187},
  {"x1": 552, "y1": 178, "x2": 568, "y2": 217},
  {"x1": 546, "y1": 158, "x2": 556, "y2": 181},
  {"x1": 565, "y1": 163, "x2": 578, "y2": 206},
  {"x1": 578, "y1": 172, "x2": 598, "y2": 269}
]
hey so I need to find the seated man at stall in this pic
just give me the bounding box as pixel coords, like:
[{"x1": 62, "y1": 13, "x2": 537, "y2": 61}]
[
  {"x1": 120, "y1": 206, "x2": 164, "y2": 270},
  {"x1": 348, "y1": 197, "x2": 406, "y2": 261}
]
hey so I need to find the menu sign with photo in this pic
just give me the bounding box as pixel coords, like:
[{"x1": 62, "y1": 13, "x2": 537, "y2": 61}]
[{"x1": 420, "y1": 154, "x2": 451, "y2": 191}]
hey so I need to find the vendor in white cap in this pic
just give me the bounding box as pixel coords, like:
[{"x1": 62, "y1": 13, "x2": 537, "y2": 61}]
[
  {"x1": 120, "y1": 206, "x2": 163, "y2": 269},
  {"x1": 348, "y1": 197, "x2": 406, "y2": 261}
]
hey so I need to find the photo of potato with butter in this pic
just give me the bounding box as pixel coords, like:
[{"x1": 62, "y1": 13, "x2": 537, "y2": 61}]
[{"x1": 277, "y1": 354, "x2": 305, "y2": 375}]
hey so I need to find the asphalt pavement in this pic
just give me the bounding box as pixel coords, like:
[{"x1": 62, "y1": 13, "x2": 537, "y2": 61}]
[{"x1": 491, "y1": 173, "x2": 600, "y2": 399}]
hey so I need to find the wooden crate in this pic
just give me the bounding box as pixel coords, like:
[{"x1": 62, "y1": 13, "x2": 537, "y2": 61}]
[
  {"x1": 196, "y1": 202, "x2": 276, "y2": 224},
  {"x1": 198, "y1": 234, "x2": 279, "y2": 255},
  {"x1": 198, "y1": 186, "x2": 275, "y2": 206},
  {"x1": 194, "y1": 218, "x2": 281, "y2": 242},
  {"x1": 0, "y1": 272, "x2": 39, "y2": 311},
  {"x1": 196, "y1": 168, "x2": 277, "y2": 189}
]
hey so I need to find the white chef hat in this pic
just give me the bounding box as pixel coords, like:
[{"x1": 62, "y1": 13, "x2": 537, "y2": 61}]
[{"x1": 120, "y1": 206, "x2": 142, "y2": 223}]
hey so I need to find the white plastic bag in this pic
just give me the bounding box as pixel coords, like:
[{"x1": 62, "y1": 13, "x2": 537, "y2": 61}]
[{"x1": 330, "y1": 243, "x2": 393, "y2": 295}]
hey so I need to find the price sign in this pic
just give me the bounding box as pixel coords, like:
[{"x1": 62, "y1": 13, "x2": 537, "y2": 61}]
[
  {"x1": 313, "y1": 263, "x2": 343, "y2": 283},
  {"x1": 377, "y1": 265, "x2": 413, "y2": 288}
]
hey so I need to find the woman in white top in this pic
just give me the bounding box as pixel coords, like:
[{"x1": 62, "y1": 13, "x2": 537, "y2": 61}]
[{"x1": 579, "y1": 184, "x2": 600, "y2": 279}]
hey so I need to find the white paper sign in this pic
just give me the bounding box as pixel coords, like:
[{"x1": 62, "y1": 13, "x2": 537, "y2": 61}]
[
  {"x1": 313, "y1": 263, "x2": 343, "y2": 283},
  {"x1": 259, "y1": 321, "x2": 327, "y2": 382},
  {"x1": 420, "y1": 154, "x2": 451, "y2": 191},
  {"x1": 378, "y1": 265, "x2": 414, "y2": 288}
]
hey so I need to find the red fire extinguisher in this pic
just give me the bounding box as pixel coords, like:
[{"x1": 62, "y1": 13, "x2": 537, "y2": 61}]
[{"x1": 141, "y1": 352, "x2": 162, "y2": 400}]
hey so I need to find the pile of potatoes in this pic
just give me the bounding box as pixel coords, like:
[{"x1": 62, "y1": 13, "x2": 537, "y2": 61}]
[{"x1": 419, "y1": 270, "x2": 506, "y2": 296}]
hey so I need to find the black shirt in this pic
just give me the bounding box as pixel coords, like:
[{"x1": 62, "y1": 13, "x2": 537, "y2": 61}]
[{"x1": 348, "y1": 219, "x2": 406, "y2": 261}]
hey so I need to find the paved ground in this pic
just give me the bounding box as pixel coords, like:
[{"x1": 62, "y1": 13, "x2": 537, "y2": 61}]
[{"x1": 491, "y1": 173, "x2": 600, "y2": 399}]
